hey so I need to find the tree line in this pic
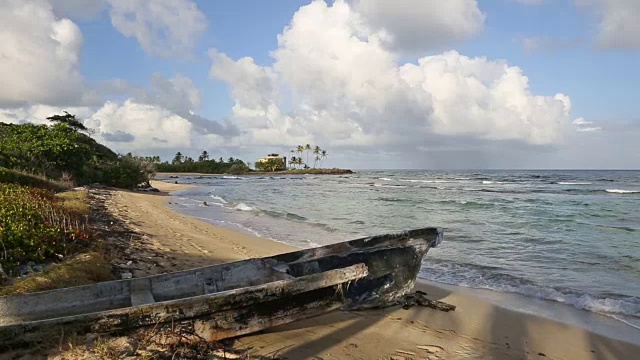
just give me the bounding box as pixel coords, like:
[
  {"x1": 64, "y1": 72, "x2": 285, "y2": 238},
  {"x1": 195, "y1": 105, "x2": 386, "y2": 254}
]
[{"x1": 152, "y1": 151, "x2": 250, "y2": 174}]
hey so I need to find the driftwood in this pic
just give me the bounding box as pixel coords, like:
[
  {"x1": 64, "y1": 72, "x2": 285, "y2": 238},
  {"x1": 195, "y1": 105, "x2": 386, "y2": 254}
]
[{"x1": 401, "y1": 291, "x2": 456, "y2": 312}]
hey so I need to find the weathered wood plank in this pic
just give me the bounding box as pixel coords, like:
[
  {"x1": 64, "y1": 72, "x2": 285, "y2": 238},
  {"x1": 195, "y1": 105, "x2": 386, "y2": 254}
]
[
  {"x1": 0, "y1": 263, "x2": 368, "y2": 348},
  {"x1": 130, "y1": 278, "x2": 155, "y2": 307},
  {"x1": 0, "y1": 227, "x2": 442, "y2": 325}
]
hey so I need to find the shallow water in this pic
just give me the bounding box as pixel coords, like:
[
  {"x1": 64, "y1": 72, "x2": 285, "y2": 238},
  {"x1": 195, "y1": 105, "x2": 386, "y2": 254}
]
[{"x1": 160, "y1": 170, "x2": 640, "y2": 337}]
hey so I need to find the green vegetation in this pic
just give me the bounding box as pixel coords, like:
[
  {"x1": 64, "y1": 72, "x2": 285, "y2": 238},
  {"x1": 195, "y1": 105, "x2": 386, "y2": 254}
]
[
  {"x1": 0, "y1": 113, "x2": 154, "y2": 189},
  {"x1": 155, "y1": 152, "x2": 250, "y2": 174},
  {"x1": 254, "y1": 157, "x2": 286, "y2": 172},
  {"x1": 0, "y1": 112, "x2": 157, "y2": 285},
  {"x1": 288, "y1": 144, "x2": 328, "y2": 170},
  {"x1": 0, "y1": 184, "x2": 91, "y2": 270}
]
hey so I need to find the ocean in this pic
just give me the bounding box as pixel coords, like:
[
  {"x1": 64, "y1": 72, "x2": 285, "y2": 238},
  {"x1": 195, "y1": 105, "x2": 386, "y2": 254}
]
[{"x1": 158, "y1": 170, "x2": 640, "y2": 341}]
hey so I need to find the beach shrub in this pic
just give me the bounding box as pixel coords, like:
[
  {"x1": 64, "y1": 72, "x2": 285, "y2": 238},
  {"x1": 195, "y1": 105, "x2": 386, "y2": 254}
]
[
  {"x1": 96, "y1": 155, "x2": 156, "y2": 189},
  {"x1": 228, "y1": 163, "x2": 249, "y2": 175},
  {"x1": 0, "y1": 184, "x2": 90, "y2": 269}
]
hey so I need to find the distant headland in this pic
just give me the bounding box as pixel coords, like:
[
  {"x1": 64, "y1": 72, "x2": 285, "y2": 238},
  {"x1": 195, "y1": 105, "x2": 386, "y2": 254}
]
[{"x1": 154, "y1": 144, "x2": 353, "y2": 175}]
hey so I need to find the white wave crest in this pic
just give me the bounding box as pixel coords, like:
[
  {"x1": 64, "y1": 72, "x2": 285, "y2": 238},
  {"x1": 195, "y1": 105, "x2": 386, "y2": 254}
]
[
  {"x1": 373, "y1": 183, "x2": 408, "y2": 188},
  {"x1": 223, "y1": 176, "x2": 243, "y2": 180},
  {"x1": 209, "y1": 195, "x2": 228, "y2": 204},
  {"x1": 378, "y1": 177, "x2": 394, "y2": 181},
  {"x1": 234, "y1": 203, "x2": 255, "y2": 211},
  {"x1": 606, "y1": 189, "x2": 639, "y2": 194}
]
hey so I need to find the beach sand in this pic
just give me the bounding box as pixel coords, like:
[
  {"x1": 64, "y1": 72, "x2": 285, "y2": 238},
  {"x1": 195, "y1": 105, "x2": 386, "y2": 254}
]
[{"x1": 102, "y1": 180, "x2": 640, "y2": 359}]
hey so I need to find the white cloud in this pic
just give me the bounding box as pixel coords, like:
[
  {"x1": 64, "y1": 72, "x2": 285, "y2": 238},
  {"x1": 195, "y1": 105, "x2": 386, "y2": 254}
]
[
  {"x1": 572, "y1": 117, "x2": 603, "y2": 132},
  {"x1": 0, "y1": 105, "x2": 94, "y2": 125},
  {"x1": 577, "y1": 126, "x2": 602, "y2": 132},
  {"x1": 350, "y1": 0, "x2": 484, "y2": 52},
  {"x1": 210, "y1": 0, "x2": 572, "y2": 151},
  {"x1": 0, "y1": 0, "x2": 87, "y2": 107},
  {"x1": 572, "y1": 117, "x2": 592, "y2": 126},
  {"x1": 577, "y1": 0, "x2": 640, "y2": 49},
  {"x1": 107, "y1": 0, "x2": 207, "y2": 58},
  {"x1": 86, "y1": 100, "x2": 194, "y2": 150}
]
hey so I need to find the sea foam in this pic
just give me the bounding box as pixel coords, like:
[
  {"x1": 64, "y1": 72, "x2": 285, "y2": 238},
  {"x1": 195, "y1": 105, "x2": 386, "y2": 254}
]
[
  {"x1": 234, "y1": 203, "x2": 255, "y2": 211},
  {"x1": 605, "y1": 189, "x2": 639, "y2": 194}
]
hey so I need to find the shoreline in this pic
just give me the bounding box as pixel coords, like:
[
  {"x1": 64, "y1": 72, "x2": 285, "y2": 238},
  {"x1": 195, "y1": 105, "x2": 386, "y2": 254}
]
[{"x1": 107, "y1": 180, "x2": 640, "y2": 359}]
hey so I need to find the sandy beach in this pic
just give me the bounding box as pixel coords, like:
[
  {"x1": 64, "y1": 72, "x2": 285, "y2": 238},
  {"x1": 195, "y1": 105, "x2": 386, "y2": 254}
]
[{"x1": 100, "y1": 180, "x2": 640, "y2": 360}]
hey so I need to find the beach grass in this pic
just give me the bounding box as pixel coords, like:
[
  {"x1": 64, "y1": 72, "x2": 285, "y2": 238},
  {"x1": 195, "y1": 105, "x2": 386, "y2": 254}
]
[
  {"x1": 0, "y1": 252, "x2": 113, "y2": 296},
  {"x1": 0, "y1": 166, "x2": 70, "y2": 192}
]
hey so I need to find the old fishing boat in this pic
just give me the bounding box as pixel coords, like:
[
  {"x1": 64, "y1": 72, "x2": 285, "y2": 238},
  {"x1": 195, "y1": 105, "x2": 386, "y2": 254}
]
[{"x1": 0, "y1": 227, "x2": 442, "y2": 348}]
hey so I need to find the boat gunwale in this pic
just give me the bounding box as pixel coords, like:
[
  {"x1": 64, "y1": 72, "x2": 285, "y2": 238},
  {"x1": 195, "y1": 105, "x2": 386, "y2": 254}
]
[{"x1": 0, "y1": 227, "x2": 442, "y2": 300}]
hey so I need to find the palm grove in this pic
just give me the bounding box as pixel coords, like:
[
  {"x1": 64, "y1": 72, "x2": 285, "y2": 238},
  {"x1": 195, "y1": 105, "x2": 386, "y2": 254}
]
[{"x1": 288, "y1": 144, "x2": 328, "y2": 170}]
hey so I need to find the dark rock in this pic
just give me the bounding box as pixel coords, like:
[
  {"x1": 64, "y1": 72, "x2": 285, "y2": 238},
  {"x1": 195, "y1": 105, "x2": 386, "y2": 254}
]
[
  {"x1": 538, "y1": 353, "x2": 546, "y2": 357},
  {"x1": 32, "y1": 264, "x2": 44, "y2": 273}
]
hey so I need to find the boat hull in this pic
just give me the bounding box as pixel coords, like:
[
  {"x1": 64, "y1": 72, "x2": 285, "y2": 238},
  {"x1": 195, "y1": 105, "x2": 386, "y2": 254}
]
[{"x1": 0, "y1": 227, "x2": 442, "y2": 348}]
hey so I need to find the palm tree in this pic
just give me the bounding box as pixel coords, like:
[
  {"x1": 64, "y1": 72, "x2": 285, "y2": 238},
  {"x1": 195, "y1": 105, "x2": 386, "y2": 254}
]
[
  {"x1": 172, "y1": 152, "x2": 183, "y2": 165},
  {"x1": 198, "y1": 150, "x2": 209, "y2": 162},
  {"x1": 294, "y1": 157, "x2": 303, "y2": 169},
  {"x1": 313, "y1": 145, "x2": 321, "y2": 168},
  {"x1": 296, "y1": 145, "x2": 304, "y2": 160},
  {"x1": 305, "y1": 144, "x2": 311, "y2": 165},
  {"x1": 320, "y1": 149, "x2": 327, "y2": 168},
  {"x1": 289, "y1": 156, "x2": 297, "y2": 169}
]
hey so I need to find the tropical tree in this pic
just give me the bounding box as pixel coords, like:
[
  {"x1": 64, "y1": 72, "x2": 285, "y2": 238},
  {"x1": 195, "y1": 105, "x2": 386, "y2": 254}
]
[
  {"x1": 320, "y1": 149, "x2": 328, "y2": 168},
  {"x1": 289, "y1": 156, "x2": 297, "y2": 169},
  {"x1": 198, "y1": 151, "x2": 209, "y2": 162},
  {"x1": 255, "y1": 158, "x2": 284, "y2": 172},
  {"x1": 172, "y1": 152, "x2": 183, "y2": 165},
  {"x1": 296, "y1": 145, "x2": 304, "y2": 160},
  {"x1": 312, "y1": 146, "x2": 320, "y2": 168},
  {"x1": 305, "y1": 144, "x2": 311, "y2": 165},
  {"x1": 46, "y1": 111, "x2": 89, "y2": 132}
]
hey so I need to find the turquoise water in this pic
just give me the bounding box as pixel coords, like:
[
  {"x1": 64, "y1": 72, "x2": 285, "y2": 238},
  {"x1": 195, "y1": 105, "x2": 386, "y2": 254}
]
[{"x1": 160, "y1": 170, "x2": 640, "y2": 338}]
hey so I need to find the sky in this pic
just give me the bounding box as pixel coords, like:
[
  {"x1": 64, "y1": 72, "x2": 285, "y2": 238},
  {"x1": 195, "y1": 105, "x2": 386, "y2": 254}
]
[{"x1": 1, "y1": 0, "x2": 639, "y2": 169}]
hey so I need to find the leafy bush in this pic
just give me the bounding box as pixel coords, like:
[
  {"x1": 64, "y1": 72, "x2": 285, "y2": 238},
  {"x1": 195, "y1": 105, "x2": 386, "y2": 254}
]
[
  {"x1": 254, "y1": 158, "x2": 285, "y2": 172},
  {"x1": 0, "y1": 184, "x2": 90, "y2": 269},
  {"x1": 0, "y1": 121, "x2": 117, "y2": 184},
  {"x1": 97, "y1": 156, "x2": 156, "y2": 189},
  {"x1": 228, "y1": 163, "x2": 249, "y2": 175}
]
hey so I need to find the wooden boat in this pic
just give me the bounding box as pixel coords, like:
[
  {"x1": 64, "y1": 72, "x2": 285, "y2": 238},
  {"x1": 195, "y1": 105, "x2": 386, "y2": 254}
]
[{"x1": 0, "y1": 227, "x2": 442, "y2": 348}]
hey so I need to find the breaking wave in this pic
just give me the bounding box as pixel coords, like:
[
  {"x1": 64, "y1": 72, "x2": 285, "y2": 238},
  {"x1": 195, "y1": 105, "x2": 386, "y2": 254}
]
[
  {"x1": 233, "y1": 203, "x2": 255, "y2": 211},
  {"x1": 419, "y1": 260, "x2": 640, "y2": 319},
  {"x1": 606, "y1": 189, "x2": 640, "y2": 194}
]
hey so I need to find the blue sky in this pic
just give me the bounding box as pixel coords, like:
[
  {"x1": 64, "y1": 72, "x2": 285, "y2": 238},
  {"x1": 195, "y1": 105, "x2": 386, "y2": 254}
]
[{"x1": 1, "y1": 0, "x2": 639, "y2": 168}]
